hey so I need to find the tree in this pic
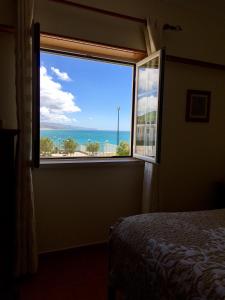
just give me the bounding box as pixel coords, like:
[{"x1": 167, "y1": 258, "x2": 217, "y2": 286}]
[
  {"x1": 86, "y1": 142, "x2": 100, "y2": 155},
  {"x1": 63, "y1": 138, "x2": 77, "y2": 154},
  {"x1": 53, "y1": 146, "x2": 59, "y2": 154},
  {"x1": 40, "y1": 137, "x2": 54, "y2": 156},
  {"x1": 116, "y1": 141, "x2": 129, "y2": 156}
]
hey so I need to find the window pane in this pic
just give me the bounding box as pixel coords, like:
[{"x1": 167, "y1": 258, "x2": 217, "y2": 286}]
[
  {"x1": 40, "y1": 51, "x2": 133, "y2": 159},
  {"x1": 134, "y1": 52, "x2": 163, "y2": 163}
]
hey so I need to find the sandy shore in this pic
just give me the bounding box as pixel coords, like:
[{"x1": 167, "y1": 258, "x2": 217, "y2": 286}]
[
  {"x1": 50, "y1": 151, "x2": 88, "y2": 157},
  {"x1": 41, "y1": 151, "x2": 117, "y2": 158}
]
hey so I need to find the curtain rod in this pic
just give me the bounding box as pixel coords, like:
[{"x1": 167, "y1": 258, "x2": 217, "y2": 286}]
[{"x1": 49, "y1": 0, "x2": 147, "y2": 24}]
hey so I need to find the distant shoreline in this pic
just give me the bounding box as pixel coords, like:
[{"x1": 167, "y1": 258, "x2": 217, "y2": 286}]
[{"x1": 40, "y1": 128, "x2": 97, "y2": 131}]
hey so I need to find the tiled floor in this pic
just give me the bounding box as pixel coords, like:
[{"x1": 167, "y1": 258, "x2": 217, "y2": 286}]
[{"x1": 19, "y1": 244, "x2": 108, "y2": 300}]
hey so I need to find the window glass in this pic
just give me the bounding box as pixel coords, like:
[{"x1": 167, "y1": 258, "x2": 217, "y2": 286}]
[
  {"x1": 134, "y1": 50, "x2": 164, "y2": 163},
  {"x1": 40, "y1": 51, "x2": 133, "y2": 158}
]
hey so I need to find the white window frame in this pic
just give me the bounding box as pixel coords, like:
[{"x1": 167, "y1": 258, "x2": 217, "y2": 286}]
[
  {"x1": 38, "y1": 48, "x2": 136, "y2": 163},
  {"x1": 32, "y1": 25, "x2": 165, "y2": 167},
  {"x1": 133, "y1": 49, "x2": 165, "y2": 164}
]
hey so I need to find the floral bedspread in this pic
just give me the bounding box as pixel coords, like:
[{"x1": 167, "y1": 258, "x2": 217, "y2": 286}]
[{"x1": 109, "y1": 209, "x2": 225, "y2": 300}]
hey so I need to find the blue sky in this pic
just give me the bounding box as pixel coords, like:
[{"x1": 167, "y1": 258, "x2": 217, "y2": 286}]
[{"x1": 40, "y1": 51, "x2": 133, "y2": 131}]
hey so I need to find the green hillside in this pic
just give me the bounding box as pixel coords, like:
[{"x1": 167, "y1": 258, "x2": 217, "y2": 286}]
[{"x1": 137, "y1": 111, "x2": 156, "y2": 124}]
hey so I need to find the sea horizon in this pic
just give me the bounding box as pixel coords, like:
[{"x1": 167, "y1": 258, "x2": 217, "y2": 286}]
[{"x1": 40, "y1": 128, "x2": 129, "y2": 132}]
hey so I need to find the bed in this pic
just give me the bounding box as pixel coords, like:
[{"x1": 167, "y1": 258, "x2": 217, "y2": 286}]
[{"x1": 108, "y1": 209, "x2": 225, "y2": 300}]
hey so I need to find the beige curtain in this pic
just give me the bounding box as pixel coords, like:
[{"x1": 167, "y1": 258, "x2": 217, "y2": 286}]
[
  {"x1": 144, "y1": 16, "x2": 164, "y2": 55},
  {"x1": 15, "y1": 0, "x2": 38, "y2": 276},
  {"x1": 142, "y1": 162, "x2": 160, "y2": 213},
  {"x1": 142, "y1": 16, "x2": 164, "y2": 213}
]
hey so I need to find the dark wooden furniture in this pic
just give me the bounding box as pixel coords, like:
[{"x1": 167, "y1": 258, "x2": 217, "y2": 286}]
[
  {"x1": 212, "y1": 181, "x2": 225, "y2": 209},
  {"x1": 0, "y1": 129, "x2": 18, "y2": 299}
]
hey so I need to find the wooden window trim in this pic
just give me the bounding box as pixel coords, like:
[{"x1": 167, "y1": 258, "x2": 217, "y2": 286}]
[{"x1": 40, "y1": 32, "x2": 147, "y2": 63}]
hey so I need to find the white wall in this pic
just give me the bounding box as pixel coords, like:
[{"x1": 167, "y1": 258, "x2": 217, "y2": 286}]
[
  {"x1": 0, "y1": 0, "x2": 15, "y2": 26},
  {"x1": 33, "y1": 162, "x2": 144, "y2": 252},
  {"x1": 0, "y1": 32, "x2": 16, "y2": 129},
  {"x1": 33, "y1": 0, "x2": 225, "y2": 252},
  {"x1": 160, "y1": 62, "x2": 225, "y2": 211},
  {"x1": 0, "y1": 0, "x2": 16, "y2": 128},
  {"x1": 36, "y1": 0, "x2": 225, "y2": 64},
  {"x1": 35, "y1": 0, "x2": 146, "y2": 51},
  {"x1": 1, "y1": 0, "x2": 225, "y2": 252}
]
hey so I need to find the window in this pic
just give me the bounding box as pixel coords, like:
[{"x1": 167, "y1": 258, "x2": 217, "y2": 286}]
[
  {"x1": 32, "y1": 26, "x2": 165, "y2": 166},
  {"x1": 133, "y1": 50, "x2": 165, "y2": 163},
  {"x1": 40, "y1": 51, "x2": 133, "y2": 159}
]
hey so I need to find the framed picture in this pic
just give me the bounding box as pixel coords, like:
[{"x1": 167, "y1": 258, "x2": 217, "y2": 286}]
[{"x1": 186, "y1": 89, "x2": 211, "y2": 122}]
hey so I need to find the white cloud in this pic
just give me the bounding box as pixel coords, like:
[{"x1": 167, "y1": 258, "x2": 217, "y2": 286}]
[
  {"x1": 137, "y1": 95, "x2": 158, "y2": 116},
  {"x1": 40, "y1": 66, "x2": 80, "y2": 125},
  {"x1": 40, "y1": 106, "x2": 74, "y2": 124},
  {"x1": 138, "y1": 68, "x2": 159, "y2": 93},
  {"x1": 51, "y1": 67, "x2": 72, "y2": 81}
]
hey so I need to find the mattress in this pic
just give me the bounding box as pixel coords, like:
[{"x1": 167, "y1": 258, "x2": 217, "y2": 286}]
[{"x1": 109, "y1": 209, "x2": 225, "y2": 300}]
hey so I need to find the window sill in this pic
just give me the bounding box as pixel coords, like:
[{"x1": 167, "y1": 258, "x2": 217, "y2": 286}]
[{"x1": 39, "y1": 157, "x2": 144, "y2": 168}]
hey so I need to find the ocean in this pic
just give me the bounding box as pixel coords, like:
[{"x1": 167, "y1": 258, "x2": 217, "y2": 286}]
[{"x1": 40, "y1": 130, "x2": 130, "y2": 146}]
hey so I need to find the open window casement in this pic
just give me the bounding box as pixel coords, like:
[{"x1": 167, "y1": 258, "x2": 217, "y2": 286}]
[{"x1": 133, "y1": 49, "x2": 165, "y2": 164}]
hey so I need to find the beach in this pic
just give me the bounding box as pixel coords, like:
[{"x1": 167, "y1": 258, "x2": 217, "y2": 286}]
[{"x1": 40, "y1": 129, "x2": 131, "y2": 157}]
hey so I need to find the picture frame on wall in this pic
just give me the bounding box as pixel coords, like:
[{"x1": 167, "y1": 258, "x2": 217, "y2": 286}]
[{"x1": 185, "y1": 89, "x2": 211, "y2": 122}]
